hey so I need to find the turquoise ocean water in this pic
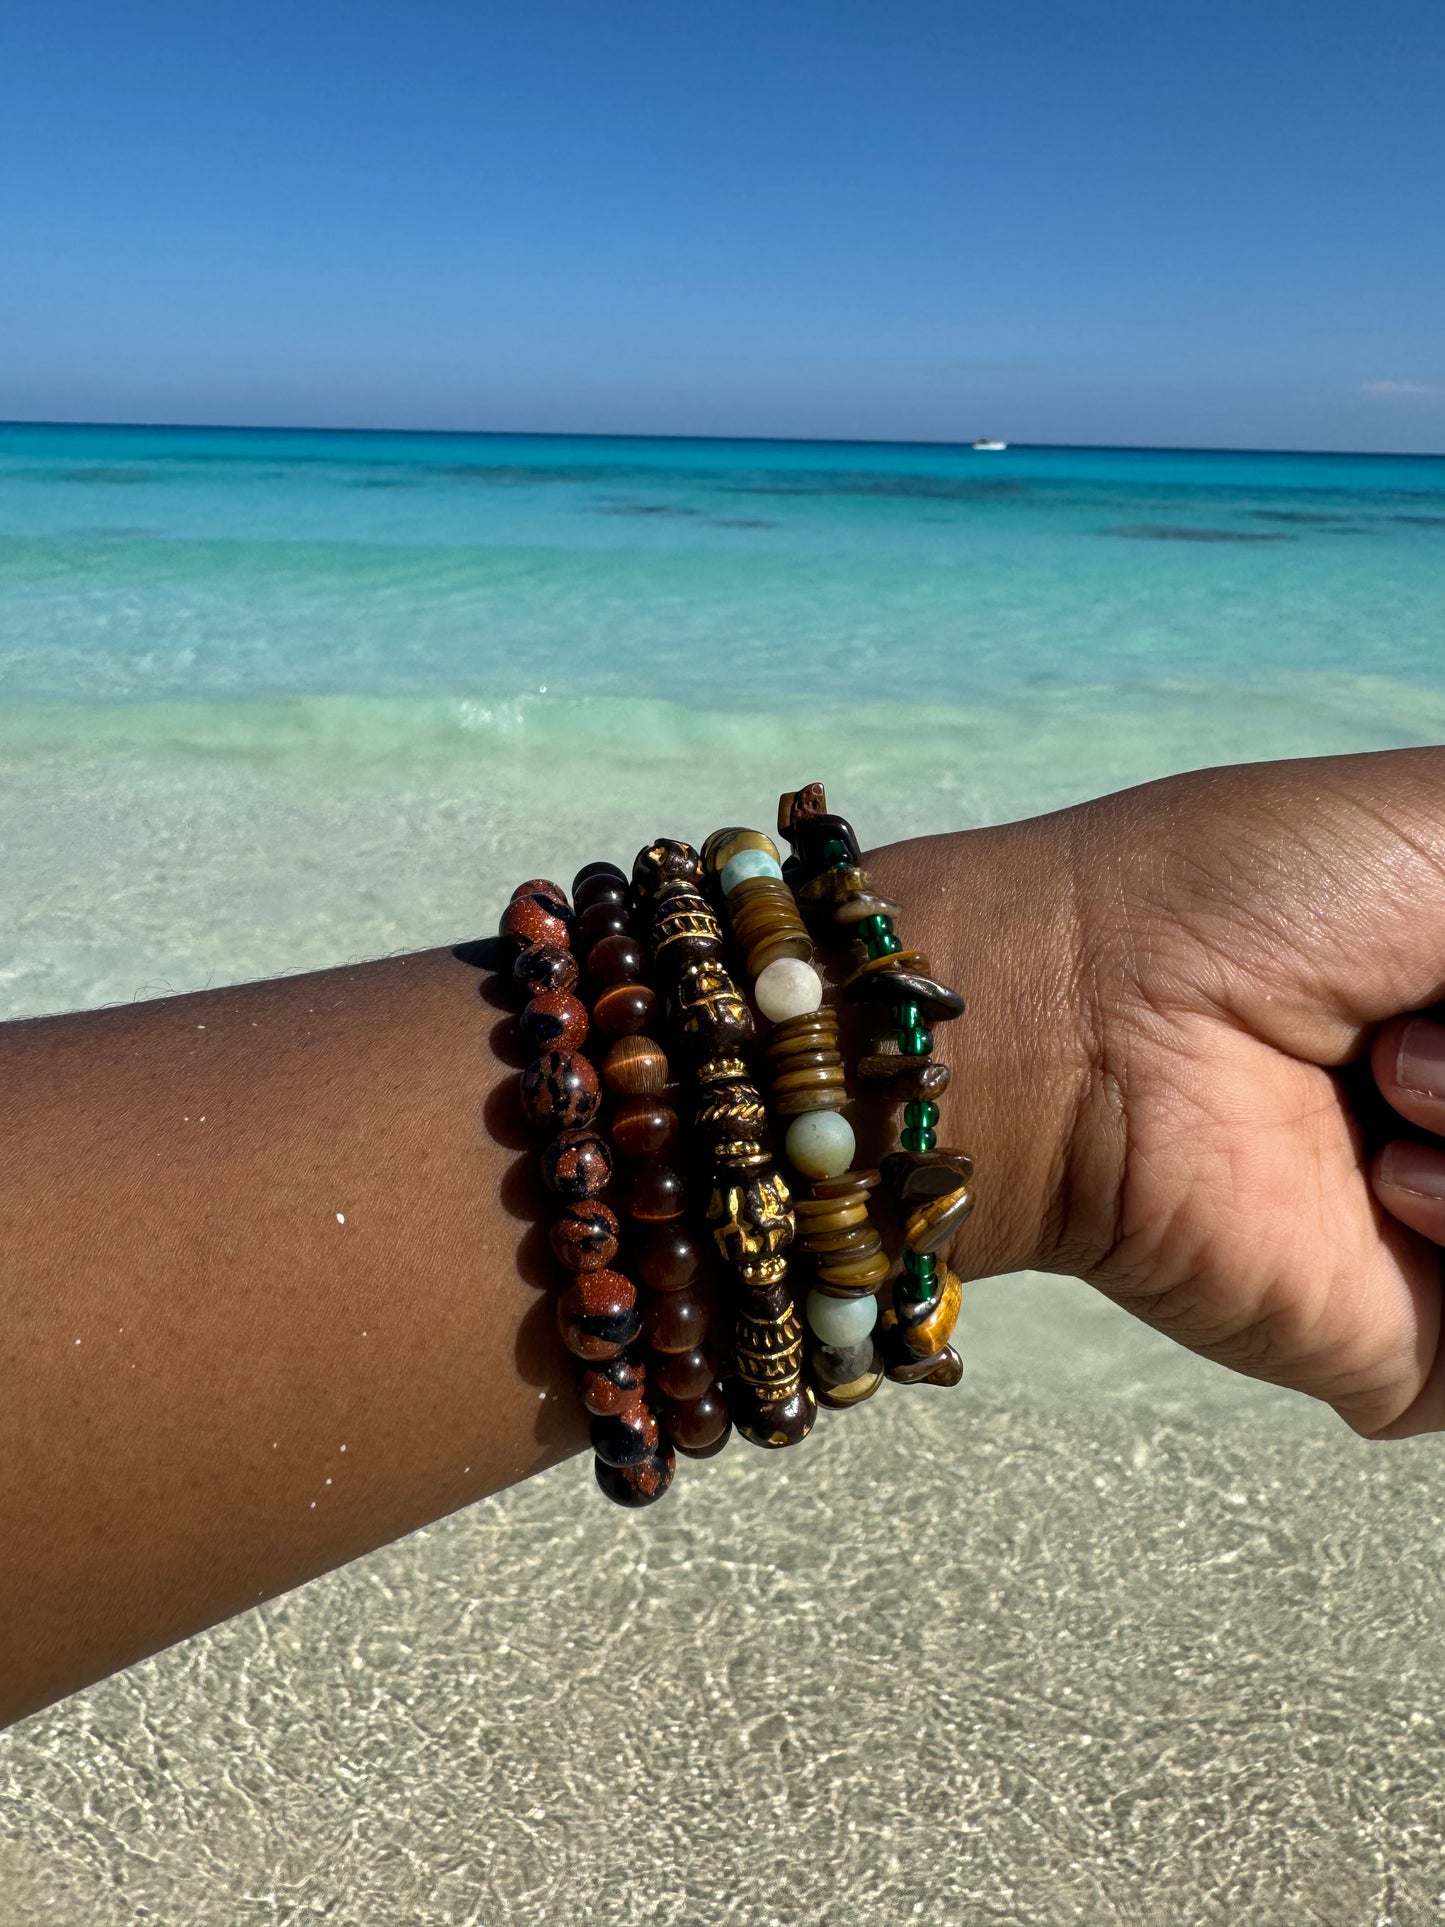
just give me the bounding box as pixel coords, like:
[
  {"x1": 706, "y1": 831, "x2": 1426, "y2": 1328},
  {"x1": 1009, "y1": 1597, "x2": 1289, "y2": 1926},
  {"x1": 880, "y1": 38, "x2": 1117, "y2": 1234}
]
[{"x1": 5, "y1": 424, "x2": 1445, "y2": 1921}]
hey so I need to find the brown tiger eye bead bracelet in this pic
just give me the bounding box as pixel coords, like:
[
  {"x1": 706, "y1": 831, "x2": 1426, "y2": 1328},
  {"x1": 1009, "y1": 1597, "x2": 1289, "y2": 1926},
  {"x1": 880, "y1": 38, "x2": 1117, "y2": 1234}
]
[
  {"x1": 632, "y1": 837, "x2": 815, "y2": 1450},
  {"x1": 700, "y1": 828, "x2": 888, "y2": 1410},
  {"x1": 778, "y1": 785, "x2": 974, "y2": 1389},
  {"x1": 583, "y1": 865, "x2": 733, "y2": 1462},
  {"x1": 498, "y1": 872, "x2": 675, "y2": 1508}
]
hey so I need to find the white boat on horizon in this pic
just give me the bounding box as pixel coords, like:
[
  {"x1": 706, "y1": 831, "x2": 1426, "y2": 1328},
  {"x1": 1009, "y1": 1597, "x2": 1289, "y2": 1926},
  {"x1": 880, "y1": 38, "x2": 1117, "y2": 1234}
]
[{"x1": 971, "y1": 438, "x2": 1008, "y2": 451}]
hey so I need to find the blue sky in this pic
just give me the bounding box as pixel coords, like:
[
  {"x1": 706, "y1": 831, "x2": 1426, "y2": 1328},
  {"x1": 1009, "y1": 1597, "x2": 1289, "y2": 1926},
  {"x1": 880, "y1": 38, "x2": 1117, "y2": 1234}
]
[{"x1": 2, "y1": 1, "x2": 1441, "y2": 449}]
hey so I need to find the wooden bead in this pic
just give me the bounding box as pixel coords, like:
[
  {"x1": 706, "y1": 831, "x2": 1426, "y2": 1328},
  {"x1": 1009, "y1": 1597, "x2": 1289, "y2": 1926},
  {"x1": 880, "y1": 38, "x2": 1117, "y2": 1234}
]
[
  {"x1": 673, "y1": 960, "x2": 755, "y2": 1055},
  {"x1": 594, "y1": 1443, "x2": 675, "y2": 1507},
  {"x1": 590, "y1": 1403, "x2": 660, "y2": 1468},
  {"x1": 601, "y1": 1034, "x2": 669, "y2": 1097},
  {"x1": 643, "y1": 1285, "x2": 710, "y2": 1354},
  {"x1": 500, "y1": 892, "x2": 571, "y2": 948},
  {"x1": 665, "y1": 1386, "x2": 731, "y2": 1454},
  {"x1": 540, "y1": 1125, "x2": 612, "y2": 1200},
  {"x1": 632, "y1": 838, "x2": 701, "y2": 901},
  {"x1": 550, "y1": 1200, "x2": 621, "y2": 1272},
  {"x1": 556, "y1": 1270, "x2": 641, "y2": 1360},
  {"x1": 736, "y1": 1385, "x2": 815, "y2": 1450},
  {"x1": 579, "y1": 1353, "x2": 647, "y2": 1416},
  {"x1": 706, "y1": 1167, "x2": 795, "y2": 1267},
  {"x1": 637, "y1": 1224, "x2": 701, "y2": 1292},
  {"x1": 593, "y1": 982, "x2": 659, "y2": 1037},
  {"x1": 612, "y1": 1100, "x2": 680, "y2": 1161},
  {"x1": 653, "y1": 1346, "x2": 713, "y2": 1401},
  {"x1": 625, "y1": 1162, "x2": 688, "y2": 1222},
  {"x1": 519, "y1": 990, "x2": 588, "y2": 1054},
  {"x1": 513, "y1": 942, "x2": 579, "y2": 996},
  {"x1": 881, "y1": 1148, "x2": 975, "y2": 1201},
  {"x1": 903, "y1": 1183, "x2": 974, "y2": 1254},
  {"x1": 521, "y1": 1050, "x2": 599, "y2": 1134},
  {"x1": 587, "y1": 932, "x2": 644, "y2": 984},
  {"x1": 652, "y1": 885, "x2": 724, "y2": 972},
  {"x1": 856, "y1": 1056, "x2": 951, "y2": 1102}
]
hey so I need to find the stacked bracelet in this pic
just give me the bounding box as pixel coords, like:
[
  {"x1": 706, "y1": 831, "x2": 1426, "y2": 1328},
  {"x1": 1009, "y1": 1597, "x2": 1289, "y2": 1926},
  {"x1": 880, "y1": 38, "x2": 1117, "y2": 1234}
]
[
  {"x1": 631, "y1": 838, "x2": 815, "y2": 1451},
  {"x1": 777, "y1": 786, "x2": 973, "y2": 1388},
  {"x1": 700, "y1": 828, "x2": 888, "y2": 1410}
]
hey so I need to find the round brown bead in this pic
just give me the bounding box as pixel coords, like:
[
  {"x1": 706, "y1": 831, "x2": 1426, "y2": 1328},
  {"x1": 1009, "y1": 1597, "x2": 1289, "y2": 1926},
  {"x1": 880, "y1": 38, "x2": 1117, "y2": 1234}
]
[
  {"x1": 573, "y1": 859, "x2": 627, "y2": 896},
  {"x1": 642, "y1": 1286, "x2": 709, "y2": 1353},
  {"x1": 632, "y1": 838, "x2": 700, "y2": 900},
  {"x1": 637, "y1": 1224, "x2": 701, "y2": 1293},
  {"x1": 665, "y1": 1385, "x2": 731, "y2": 1454},
  {"x1": 601, "y1": 1034, "x2": 669, "y2": 1097},
  {"x1": 520, "y1": 990, "x2": 588, "y2": 1055},
  {"x1": 593, "y1": 982, "x2": 659, "y2": 1037},
  {"x1": 500, "y1": 893, "x2": 571, "y2": 949},
  {"x1": 513, "y1": 942, "x2": 579, "y2": 996},
  {"x1": 625, "y1": 1162, "x2": 688, "y2": 1222},
  {"x1": 549, "y1": 1200, "x2": 620, "y2": 1272},
  {"x1": 572, "y1": 872, "x2": 628, "y2": 915},
  {"x1": 652, "y1": 1346, "x2": 713, "y2": 1401},
  {"x1": 579, "y1": 1353, "x2": 647, "y2": 1415},
  {"x1": 612, "y1": 1100, "x2": 680, "y2": 1161},
  {"x1": 578, "y1": 899, "x2": 629, "y2": 947},
  {"x1": 556, "y1": 1270, "x2": 641, "y2": 1361},
  {"x1": 587, "y1": 932, "x2": 644, "y2": 985},
  {"x1": 540, "y1": 1125, "x2": 612, "y2": 1200},
  {"x1": 520, "y1": 1050, "x2": 600, "y2": 1134}
]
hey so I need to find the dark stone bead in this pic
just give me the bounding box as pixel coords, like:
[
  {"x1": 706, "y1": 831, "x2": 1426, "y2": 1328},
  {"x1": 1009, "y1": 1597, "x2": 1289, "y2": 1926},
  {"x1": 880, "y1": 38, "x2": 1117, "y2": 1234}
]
[
  {"x1": 556, "y1": 1269, "x2": 641, "y2": 1361},
  {"x1": 671, "y1": 961, "x2": 755, "y2": 1056},
  {"x1": 500, "y1": 892, "x2": 572, "y2": 948},
  {"x1": 519, "y1": 990, "x2": 588, "y2": 1054},
  {"x1": 593, "y1": 982, "x2": 659, "y2": 1037},
  {"x1": 625, "y1": 1162, "x2": 688, "y2": 1223},
  {"x1": 665, "y1": 1386, "x2": 731, "y2": 1454},
  {"x1": 513, "y1": 942, "x2": 579, "y2": 996},
  {"x1": 845, "y1": 967, "x2": 965, "y2": 1024},
  {"x1": 612, "y1": 1100, "x2": 679, "y2": 1161},
  {"x1": 540, "y1": 1126, "x2": 613, "y2": 1200},
  {"x1": 652, "y1": 1347, "x2": 712, "y2": 1401},
  {"x1": 855, "y1": 1055, "x2": 951, "y2": 1102},
  {"x1": 781, "y1": 807, "x2": 862, "y2": 876},
  {"x1": 651, "y1": 885, "x2": 724, "y2": 972},
  {"x1": 572, "y1": 860, "x2": 628, "y2": 900},
  {"x1": 572, "y1": 873, "x2": 628, "y2": 915},
  {"x1": 593, "y1": 1442, "x2": 675, "y2": 1507},
  {"x1": 601, "y1": 1035, "x2": 669, "y2": 1097},
  {"x1": 520, "y1": 1050, "x2": 600, "y2": 1134},
  {"x1": 590, "y1": 1402, "x2": 661, "y2": 1468},
  {"x1": 637, "y1": 1224, "x2": 701, "y2": 1293},
  {"x1": 631, "y1": 837, "x2": 702, "y2": 901},
  {"x1": 549, "y1": 1199, "x2": 620, "y2": 1272},
  {"x1": 736, "y1": 1385, "x2": 816, "y2": 1450},
  {"x1": 511, "y1": 877, "x2": 570, "y2": 904},
  {"x1": 587, "y1": 932, "x2": 644, "y2": 985},
  {"x1": 885, "y1": 1344, "x2": 963, "y2": 1387},
  {"x1": 579, "y1": 1353, "x2": 647, "y2": 1415},
  {"x1": 578, "y1": 898, "x2": 629, "y2": 947},
  {"x1": 642, "y1": 1286, "x2": 709, "y2": 1354},
  {"x1": 880, "y1": 1148, "x2": 975, "y2": 1201}
]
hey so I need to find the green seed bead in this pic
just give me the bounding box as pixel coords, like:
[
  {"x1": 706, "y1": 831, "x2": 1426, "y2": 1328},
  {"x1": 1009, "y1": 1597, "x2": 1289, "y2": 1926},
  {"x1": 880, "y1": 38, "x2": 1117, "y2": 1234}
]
[
  {"x1": 899, "y1": 1023, "x2": 933, "y2": 1057},
  {"x1": 901, "y1": 1124, "x2": 937, "y2": 1153},
  {"x1": 823, "y1": 838, "x2": 852, "y2": 867},
  {"x1": 903, "y1": 1100, "x2": 940, "y2": 1133},
  {"x1": 904, "y1": 1248, "x2": 938, "y2": 1282}
]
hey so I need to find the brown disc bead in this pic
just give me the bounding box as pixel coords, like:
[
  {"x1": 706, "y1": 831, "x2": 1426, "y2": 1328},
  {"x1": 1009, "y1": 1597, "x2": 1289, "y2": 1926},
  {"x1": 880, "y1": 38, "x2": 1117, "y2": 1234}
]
[
  {"x1": 513, "y1": 942, "x2": 579, "y2": 996},
  {"x1": 519, "y1": 990, "x2": 588, "y2": 1054},
  {"x1": 521, "y1": 1050, "x2": 600, "y2": 1134},
  {"x1": 601, "y1": 1034, "x2": 669, "y2": 1097},
  {"x1": 590, "y1": 1402, "x2": 661, "y2": 1469},
  {"x1": 587, "y1": 932, "x2": 644, "y2": 985},
  {"x1": 855, "y1": 1055, "x2": 951, "y2": 1103},
  {"x1": 612, "y1": 1099, "x2": 680, "y2": 1161},
  {"x1": 572, "y1": 872, "x2": 628, "y2": 915},
  {"x1": 594, "y1": 1443, "x2": 675, "y2": 1507},
  {"x1": 556, "y1": 1270, "x2": 641, "y2": 1361},
  {"x1": 578, "y1": 1353, "x2": 647, "y2": 1416},
  {"x1": 652, "y1": 1346, "x2": 713, "y2": 1401},
  {"x1": 510, "y1": 877, "x2": 569, "y2": 903},
  {"x1": 810, "y1": 1167, "x2": 880, "y2": 1199},
  {"x1": 846, "y1": 967, "x2": 965, "y2": 1023},
  {"x1": 625, "y1": 1162, "x2": 688, "y2": 1221},
  {"x1": 578, "y1": 898, "x2": 630, "y2": 947},
  {"x1": 500, "y1": 892, "x2": 571, "y2": 948},
  {"x1": 549, "y1": 1199, "x2": 621, "y2": 1272},
  {"x1": 593, "y1": 982, "x2": 659, "y2": 1037},
  {"x1": 540, "y1": 1125, "x2": 613, "y2": 1200},
  {"x1": 664, "y1": 1385, "x2": 731, "y2": 1454},
  {"x1": 642, "y1": 1286, "x2": 710, "y2": 1354},
  {"x1": 636, "y1": 1223, "x2": 702, "y2": 1293}
]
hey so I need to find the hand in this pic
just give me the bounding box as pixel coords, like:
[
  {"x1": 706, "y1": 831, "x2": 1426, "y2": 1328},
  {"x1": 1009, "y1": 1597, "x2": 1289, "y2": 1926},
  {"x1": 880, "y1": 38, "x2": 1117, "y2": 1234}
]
[{"x1": 877, "y1": 748, "x2": 1445, "y2": 1439}]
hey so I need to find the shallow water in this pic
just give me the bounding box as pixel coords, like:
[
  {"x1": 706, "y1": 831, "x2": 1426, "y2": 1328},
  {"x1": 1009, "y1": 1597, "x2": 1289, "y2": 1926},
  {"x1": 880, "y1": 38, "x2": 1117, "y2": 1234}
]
[{"x1": 2, "y1": 427, "x2": 1443, "y2": 1923}]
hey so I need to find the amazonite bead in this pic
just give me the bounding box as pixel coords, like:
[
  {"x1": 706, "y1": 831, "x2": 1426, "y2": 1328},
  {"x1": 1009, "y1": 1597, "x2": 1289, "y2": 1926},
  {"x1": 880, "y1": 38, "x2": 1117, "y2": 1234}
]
[
  {"x1": 785, "y1": 1109, "x2": 856, "y2": 1179},
  {"x1": 720, "y1": 848, "x2": 784, "y2": 895},
  {"x1": 754, "y1": 957, "x2": 823, "y2": 1023},
  {"x1": 806, "y1": 1289, "x2": 878, "y2": 1348}
]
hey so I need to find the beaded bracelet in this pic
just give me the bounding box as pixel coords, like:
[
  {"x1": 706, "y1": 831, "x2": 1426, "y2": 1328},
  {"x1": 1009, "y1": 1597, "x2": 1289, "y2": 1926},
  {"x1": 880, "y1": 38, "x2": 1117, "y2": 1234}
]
[
  {"x1": 631, "y1": 838, "x2": 815, "y2": 1450},
  {"x1": 700, "y1": 827, "x2": 888, "y2": 1411},
  {"x1": 498, "y1": 877, "x2": 675, "y2": 1507},
  {"x1": 777, "y1": 787, "x2": 973, "y2": 1388},
  {"x1": 572, "y1": 861, "x2": 733, "y2": 1462}
]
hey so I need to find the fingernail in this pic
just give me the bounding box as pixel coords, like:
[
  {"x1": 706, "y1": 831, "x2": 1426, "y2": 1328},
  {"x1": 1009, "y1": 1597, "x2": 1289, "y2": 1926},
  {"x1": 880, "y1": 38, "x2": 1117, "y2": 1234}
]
[
  {"x1": 1379, "y1": 1140, "x2": 1445, "y2": 1200},
  {"x1": 1395, "y1": 1018, "x2": 1445, "y2": 1100}
]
